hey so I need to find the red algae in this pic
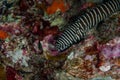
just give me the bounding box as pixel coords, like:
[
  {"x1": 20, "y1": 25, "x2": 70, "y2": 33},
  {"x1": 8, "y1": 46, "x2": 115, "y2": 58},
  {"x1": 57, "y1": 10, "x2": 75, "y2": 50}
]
[
  {"x1": 0, "y1": 30, "x2": 9, "y2": 40},
  {"x1": 32, "y1": 20, "x2": 59, "y2": 41},
  {"x1": 46, "y1": 0, "x2": 69, "y2": 14},
  {"x1": 6, "y1": 66, "x2": 16, "y2": 80}
]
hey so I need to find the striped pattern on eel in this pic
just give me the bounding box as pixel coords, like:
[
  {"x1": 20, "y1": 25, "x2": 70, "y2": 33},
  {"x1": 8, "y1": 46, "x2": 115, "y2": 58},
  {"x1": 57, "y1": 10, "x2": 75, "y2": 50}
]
[{"x1": 55, "y1": 0, "x2": 120, "y2": 52}]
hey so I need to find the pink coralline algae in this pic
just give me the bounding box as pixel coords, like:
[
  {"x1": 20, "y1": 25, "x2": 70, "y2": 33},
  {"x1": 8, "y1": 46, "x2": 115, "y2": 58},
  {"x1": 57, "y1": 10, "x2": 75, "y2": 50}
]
[
  {"x1": 98, "y1": 37, "x2": 120, "y2": 59},
  {"x1": 0, "y1": 23, "x2": 21, "y2": 35},
  {"x1": 80, "y1": 2, "x2": 95, "y2": 10},
  {"x1": 41, "y1": 34, "x2": 59, "y2": 56}
]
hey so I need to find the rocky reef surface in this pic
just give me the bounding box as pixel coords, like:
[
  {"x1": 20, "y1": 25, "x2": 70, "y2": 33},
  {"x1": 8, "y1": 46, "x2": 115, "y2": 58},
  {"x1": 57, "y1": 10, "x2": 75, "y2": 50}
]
[{"x1": 0, "y1": 0, "x2": 120, "y2": 80}]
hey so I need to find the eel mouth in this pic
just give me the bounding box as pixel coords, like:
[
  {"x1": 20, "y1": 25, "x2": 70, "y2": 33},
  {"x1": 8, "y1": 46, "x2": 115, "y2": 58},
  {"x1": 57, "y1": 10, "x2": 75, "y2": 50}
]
[{"x1": 42, "y1": 34, "x2": 70, "y2": 56}]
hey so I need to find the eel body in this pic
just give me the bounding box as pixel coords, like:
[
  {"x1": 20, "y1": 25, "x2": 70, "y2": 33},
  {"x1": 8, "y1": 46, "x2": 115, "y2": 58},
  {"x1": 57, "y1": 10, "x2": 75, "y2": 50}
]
[{"x1": 55, "y1": 0, "x2": 120, "y2": 52}]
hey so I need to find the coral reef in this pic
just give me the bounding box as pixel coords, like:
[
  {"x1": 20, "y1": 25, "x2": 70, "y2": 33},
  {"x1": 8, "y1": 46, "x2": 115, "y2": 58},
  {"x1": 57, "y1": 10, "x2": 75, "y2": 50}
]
[{"x1": 0, "y1": 0, "x2": 120, "y2": 80}]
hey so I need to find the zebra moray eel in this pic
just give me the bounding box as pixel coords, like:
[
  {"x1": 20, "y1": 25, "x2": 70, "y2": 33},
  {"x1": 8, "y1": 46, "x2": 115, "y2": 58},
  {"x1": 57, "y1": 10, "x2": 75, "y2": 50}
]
[{"x1": 55, "y1": 0, "x2": 120, "y2": 52}]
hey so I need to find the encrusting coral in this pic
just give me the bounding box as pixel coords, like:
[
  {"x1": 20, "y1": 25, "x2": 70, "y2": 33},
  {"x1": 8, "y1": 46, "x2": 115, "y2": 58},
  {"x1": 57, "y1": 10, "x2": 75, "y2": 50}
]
[
  {"x1": 0, "y1": 30, "x2": 9, "y2": 40},
  {"x1": 46, "y1": 0, "x2": 69, "y2": 14}
]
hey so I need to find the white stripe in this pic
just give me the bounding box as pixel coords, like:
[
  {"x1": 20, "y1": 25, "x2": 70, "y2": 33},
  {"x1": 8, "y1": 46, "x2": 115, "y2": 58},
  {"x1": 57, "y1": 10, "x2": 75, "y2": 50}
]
[
  {"x1": 75, "y1": 34, "x2": 80, "y2": 41},
  {"x1": 77, "y1": 29, "x2": 83, "y2": 38},
  {"x1": 56, "y1": 40, "x2": 62, "y2": 51},
  {"x1": 109, "y1": 1, "x2": 115, "y2": 12},
  {"x1": 70, "y1": 25, "x2": 77, "y2": 32},
  {"x1": 58, "y1": 38, "x2": 65, "y2": 46},
  {"x1": 77, "y1": 21, "x2": 85, "y2": 30},
  {"x1": 83, "y1": 15, "x2": 89, "y2": 27},
  {"x1": 63, "y1": 32, "x2": 72, "y2": 44},
  {"x1": 103, "y1": 4, "x2": 111, "y2": 14},
  {"x1": 115, "y1": 0, "x2": 120, "y2": 10},
  {"x1": 56, "y1": 43, "x2": 61, "y2": 50},
  {"x1": 61, "y1": 34, "x2": 68, "y2": 45},
  {"x1": 67, "y1": 29, "x2": 78, "y2": 42},
  {"x1": 76, "y1": 27, "x2": 81, "y2": 39},
  {"x1": 92, "y1": 9, "x2": 99, "y2": 23},
  {"x1": 65, "y1": 30, "x2": 75, "y2": 43},
  {"x1": 73, "y1": 23, "x2": 83, "y2": 30},
  {"x1": 100, "y1": 6, "x2": 107, "y2": 18},
  {"x1": 96, "y1": 7, "x2": 103, "y2": 21},
  {"x1": 85, "y1": 13, "x2": 92, "y2": 29},
  {"x1": 116, "y1": 0, "x2": 120, "y2": 8},
  {"x1": 70, "y1": 27, "x2": 77, "y2": 34},
  {"x1": 80, "y1": 16, "x2": 87, "y2": 27},
  {"x1": 70, "y1": 25, "x2": 82, "y2": 40},
  {"x1": 112, "y1": 0, "x2": 117, "y2": 10},
  {"x1": 80, "y1": 29, "x2": 86, "y2": 37},
  {"x1": 61, "y1": 33, "x2": 70, "y2": 45},
  {"x1": 77, "y1": 17, "x2": 81, "y2": 22},
  {"x1": 75, "y1": 22, "x2": 80, "y2": 28},
  {"x1": 89, "y1": 11, "x2": 95, "y2": 26}
]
